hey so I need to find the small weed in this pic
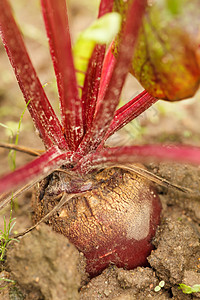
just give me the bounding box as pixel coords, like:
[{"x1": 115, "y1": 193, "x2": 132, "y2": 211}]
[
  {"x1": 179, "y1": 283, "x2": 200, "y2": 294},
  {"x1": 0, "y1": 277, "x2": 15, "y2": 290},
  {"x1": 0, "y1": 99, "x2": 30, "y2": 171},
  {"x1": 8, "y1": 99, "x2": 31, "y2": 171},
  {"x1": 0, "y1": 199, "x2": 18, "y2": 262}
]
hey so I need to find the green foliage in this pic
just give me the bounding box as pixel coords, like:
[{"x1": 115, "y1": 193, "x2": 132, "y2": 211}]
[
  {"x1": 179, "y1": 283, "x2": 200, "y2": 294},
  {"x1": 114, "y1": 0, "x2": 200, "y2": 101},
  {"x1": 0, "y1": 200, "x2": 18, "y2": 262},
  {"x1": 166, "y1": 0, "x2": 183, "y2": 15},
  {"x1": 10, "y1": 99, "x2": 31, "y2": 170},
  {"x1": 0, "y1": 122, "x2": 17, "y2": 170},
  {"x1": 0, "y1": 122, "x2": 16, "y2": 140},
  {"x1": 73, "y1": 12, "x2": 121, "y2": 90},
  {"x1": 0, "y1": 277, "x2": 15, "y2": 290}
]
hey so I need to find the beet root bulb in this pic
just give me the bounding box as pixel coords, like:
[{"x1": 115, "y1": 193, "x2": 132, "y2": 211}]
[{"x1": 32, "y1": 167, "x2": 161, "y2": 276}]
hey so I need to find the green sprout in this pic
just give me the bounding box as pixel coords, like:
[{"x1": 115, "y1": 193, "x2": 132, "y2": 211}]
[
  {"x1": 73, "y1": 12, "x2": 121, "y2": 90},
  {"x1": 0, "y1": 277, "x2": 15, "y2": 290},
  {"x1": 0, "y1": 122, "x2": 15, "y2": 143},
  {"x1": 154, "y1": 280, "x2": 165, "y2": 292},
  {"x1": 0, "y1": 199, "x2": 18, "y2": 262},
  {"x1": 179, "y1": 283, "x2": 200, "y2": 294},
  {"x1": 0, "y1": 99, "x2": 31, "y2": 171}
]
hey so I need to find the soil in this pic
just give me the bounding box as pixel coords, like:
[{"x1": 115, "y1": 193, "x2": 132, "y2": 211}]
[{"x1": 1, "y1": 0, "x2": 200, "y2": 299}]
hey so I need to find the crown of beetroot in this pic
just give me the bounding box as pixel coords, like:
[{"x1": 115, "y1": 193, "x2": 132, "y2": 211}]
[{"x1": 0, "y1": 0, "x2": 200, "y2": 199}]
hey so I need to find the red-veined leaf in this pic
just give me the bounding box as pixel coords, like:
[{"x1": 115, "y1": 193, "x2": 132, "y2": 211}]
[{"x1": 114, "y1": 0, "x2": 200, "y2": 101}]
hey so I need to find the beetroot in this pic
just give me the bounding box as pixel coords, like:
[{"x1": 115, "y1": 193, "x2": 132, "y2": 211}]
[{"x1": 32, "y1": 167, "x2": 161, "y2": 276}]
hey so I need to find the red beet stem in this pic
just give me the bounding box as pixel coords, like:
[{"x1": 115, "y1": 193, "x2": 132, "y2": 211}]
[
  {"x1": 76, "y1": 144, "x2": 200, "y2": 173},
  {"x1": 82, "y1": 1, "x2": 114, "y2": 132},
  {"x1": 0, "y1": 0, "x2": 68, "y2": 150},
  {"x1": 82, "y1": 44, "x2": 106, "y2": 132},
  {"x1": 98, "y1": 91, "x2": 158, "y2": 148},
  {"x1": 97, "y1": 42, "x2": 117, "y2": 106},
  {"x1": 98, "y1": 0, "x2": 114, "y2": 17},
  {"x1": 41, "y1": 0, "x2": 84, "y2": 151},
  {"x1": 77, "y1": 0, "x2": 148, "y2": 155},
  {"x1": 0, "y1": 146, "x2": 72, "y2": 195}
]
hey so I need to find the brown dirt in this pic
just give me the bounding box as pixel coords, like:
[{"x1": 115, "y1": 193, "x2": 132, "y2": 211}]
[
  {"x1": 1, "y1": 0, "x2": 200, "y2": 299},
  {"x1": 6, "y1": 223, "x2": 85, "y2": 300}
]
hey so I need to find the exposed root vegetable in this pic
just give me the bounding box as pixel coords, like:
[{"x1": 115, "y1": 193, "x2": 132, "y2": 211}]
[{"x1": 32, "y1": 166, "x2": 161, "y2": 276}]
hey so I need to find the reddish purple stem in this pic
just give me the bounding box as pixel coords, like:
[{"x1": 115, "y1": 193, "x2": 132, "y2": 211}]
[
  {"x1": 0, "y1": 0, "x2": 67, "y2": 150},
  {"x1": 77, "y1": 145, "x2": 200, "y2": 173},
  {"x1": 0, "y1": 146, "x2": 72, "y2": 195},
  {"x1": 97, "y1": 42, "x2": 117, "y2": 106},
  {"x1": 82, "y1": 0, "x2": 114, "y2": 133},
  {"x1": 98, "y1": 0, "x2": 114, "y2": 17},
  {"x1": 77, "y1": 0, "x2": 148, "y2": 155},
  {"x1": 98, "y1": 91, "x2": 158, "y2": 146},
  {"x1": 41, "y1": 0, "x2": 83, "y2": 151},
  {"x1": 82, "y1": 44, "x2": 106, "y2": 132}
]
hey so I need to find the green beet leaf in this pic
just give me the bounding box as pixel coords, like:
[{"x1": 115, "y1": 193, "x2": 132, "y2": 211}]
[
  {"x1": 73, "y1": 12, "x2": 121, "y2": 91},
  {"x1": 114, "y1": 0, "x2": 200, "y2": 101}
]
